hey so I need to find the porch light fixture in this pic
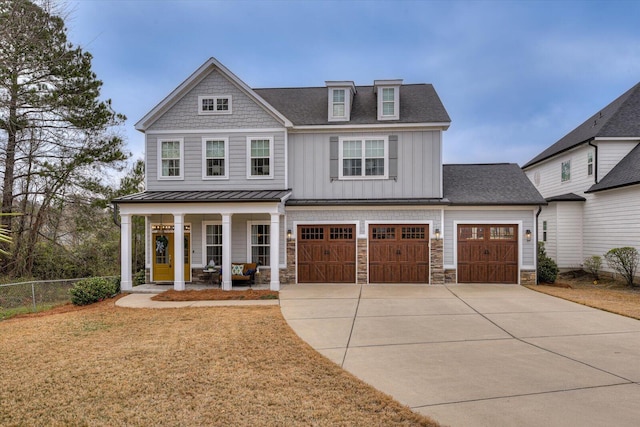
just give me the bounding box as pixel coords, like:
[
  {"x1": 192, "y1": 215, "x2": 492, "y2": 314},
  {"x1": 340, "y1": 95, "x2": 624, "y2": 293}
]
[
  {"x1": 287, "y1": 229, "x2": 293, "y2": 241},
  {"x1": 525, "y1": 229, "x2": 532, "y2": 242},
  {"x1": 434, "y1": 228, "x2": 441, "y2": 240}
]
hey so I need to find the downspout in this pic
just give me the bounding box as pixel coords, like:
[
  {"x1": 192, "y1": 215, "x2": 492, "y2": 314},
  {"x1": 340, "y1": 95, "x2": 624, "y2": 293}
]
[
  {"x1": 535, "y1": 206, "x2": 542, "y2": 285},
  {"x1": 587, "y1": 139, "x2": 598, "y2": 184}
]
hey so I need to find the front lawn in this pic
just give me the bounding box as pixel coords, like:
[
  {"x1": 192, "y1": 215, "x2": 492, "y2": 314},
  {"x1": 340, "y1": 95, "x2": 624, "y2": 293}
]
[
  {"x1": 0, "y1": 297, "x2": 438, "y2": 426},
  {"x1": 527, "y1": 276, "x2": 640, "y2": 320}
]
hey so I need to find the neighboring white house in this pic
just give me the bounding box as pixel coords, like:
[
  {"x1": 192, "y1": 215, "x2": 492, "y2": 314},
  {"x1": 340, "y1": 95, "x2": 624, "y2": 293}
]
[
  {"x1": 523, "y1": 82, "x2": 640, "y2": 273},
  {"x1": 114, "y1": 57, "x2": 545, "y2": 291}
]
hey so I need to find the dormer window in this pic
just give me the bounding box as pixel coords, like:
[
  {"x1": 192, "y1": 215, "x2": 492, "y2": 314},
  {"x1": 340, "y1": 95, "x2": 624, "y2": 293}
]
[
  {"x1": 198, "y1": 95, "x2": 232, "y2": 115},
  {"x1": 374, "y1": 80, "x2": 402, "y2": 120},
  {"x1": 326, "y1": 81, "x2": 355, "y2": 122}
]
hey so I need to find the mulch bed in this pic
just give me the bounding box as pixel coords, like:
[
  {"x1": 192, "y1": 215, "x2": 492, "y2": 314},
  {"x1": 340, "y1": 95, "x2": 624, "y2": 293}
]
[{"x1": 151, "y1": 288, "x2": 279, "y2": 301}]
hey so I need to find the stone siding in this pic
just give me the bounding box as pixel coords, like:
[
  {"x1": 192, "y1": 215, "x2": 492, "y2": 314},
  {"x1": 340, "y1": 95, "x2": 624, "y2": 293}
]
[
  {"x1": 444, "y1": 269, "x2": 457, "y2": 284},
  {"x1": 430, "y1": 238, "x2": 444, "y2": 284},
  {"x1": 520, "y1": 270, "x2": 536, "y2": 286},
  {"x1": 357, "y1": 239, "x2": 367, "y2": 284}
]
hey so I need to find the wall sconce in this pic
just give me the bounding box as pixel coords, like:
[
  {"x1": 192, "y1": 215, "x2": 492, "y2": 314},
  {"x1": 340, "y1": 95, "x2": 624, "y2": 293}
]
[
  {"x1": 525, "y1": 229, "x2": 532, "y2": 242},
  {"x1": 287, "y1": 229, "x2": 293, "y2": 241},
  {"x1": 434, "y1": 228, "x2": 441, "y2": 240}
]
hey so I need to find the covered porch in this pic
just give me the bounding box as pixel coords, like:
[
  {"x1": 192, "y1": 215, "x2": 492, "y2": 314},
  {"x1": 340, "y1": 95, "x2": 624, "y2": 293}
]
[{"x1": 114, "y1": 190, "x2": 290, "y2": 292}]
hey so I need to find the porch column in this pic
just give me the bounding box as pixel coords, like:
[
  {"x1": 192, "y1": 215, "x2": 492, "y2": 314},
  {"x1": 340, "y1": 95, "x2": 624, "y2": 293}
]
[
  {"x1": 270, "y1": 213, "x2": 280, "y2": 291},
  {"x1": 221, "y1": 213, "x2": 232, "y2": 290},
  {"x1": 120, "y1": 213, "x2": 133, "y2": 292},
  {"x1": 173, "y1": 213, "x2": 185, "y2": 291}
]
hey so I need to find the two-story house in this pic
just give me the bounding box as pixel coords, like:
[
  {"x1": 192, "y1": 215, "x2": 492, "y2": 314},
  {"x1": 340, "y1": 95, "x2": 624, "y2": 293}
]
[
  {"x1": 523, "y1": 82, "x2": 640, "y2": 274},
  {"x1": 114, "y1": 57, "x2": 545, "y2": 291}
]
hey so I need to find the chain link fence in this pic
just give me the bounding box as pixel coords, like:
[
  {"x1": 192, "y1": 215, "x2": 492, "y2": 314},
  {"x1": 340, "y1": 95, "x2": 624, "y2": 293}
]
[{"x1": 0, "y1": 278, "x2": 113, "y2": 319}]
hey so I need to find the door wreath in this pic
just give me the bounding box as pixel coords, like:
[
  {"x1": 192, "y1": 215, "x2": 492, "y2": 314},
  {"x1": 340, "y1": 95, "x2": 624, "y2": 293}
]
[{"x1": 156, "y1": 235, "x2": 169, "y2": 254}]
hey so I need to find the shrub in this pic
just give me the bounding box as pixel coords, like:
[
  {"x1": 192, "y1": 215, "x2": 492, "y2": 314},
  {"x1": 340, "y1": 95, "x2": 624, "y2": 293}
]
[
  {"x1": 583, "y1": 255, "x2": 602, "y2": 280},
  {"x1": 604, "y1": 247, "x2": 639, "y2": 287},
  {"x1": 133, "y1": 269, "x2": 146, "y2": 287},
  {"x1": 69, "y1": 277, "x2": 118, "y2": 306},
  {"x1": 537, "y1": 242, "x2": 558, "y2": 284}
]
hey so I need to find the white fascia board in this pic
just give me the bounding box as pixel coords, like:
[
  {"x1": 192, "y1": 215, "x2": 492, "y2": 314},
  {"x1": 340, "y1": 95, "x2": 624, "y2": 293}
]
[
  {"x1": 290, "y1": 122, "x2": 451, "y2": 132},
  {"x1": 146, "y1": 128, "x2": 286, "y2": 135},
  {"x1": 135, "y1": 57, "x2": 293, "y2": 131},
  {"x1": 118, "y1": 201, "x2": 284, "y2": 216},
  {"x1": 593, "y1": 137, "x2": 640, "y2": 141}
]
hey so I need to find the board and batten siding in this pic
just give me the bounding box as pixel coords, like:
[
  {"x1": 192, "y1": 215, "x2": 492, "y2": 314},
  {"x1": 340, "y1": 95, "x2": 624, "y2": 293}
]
[
  {"x1": 288, "y1": 131, "x2": 442, "y2": 200},
  {"x1": 146, "y1": 131, "x2": 286, "y2": 191},
  {"x1": 582, "y1": 185, "x2": 640, "y2": 275},
  {"x1": 147, "y1": 69, "x2": 282, "y2": 131},
  {"x1": 442, "y1": 209, "x2": 536, "y2": 268}
]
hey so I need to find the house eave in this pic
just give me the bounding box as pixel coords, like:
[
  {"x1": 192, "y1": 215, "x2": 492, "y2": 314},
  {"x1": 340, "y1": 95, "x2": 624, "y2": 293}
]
[{"x1": 289, "y1": 122, "x2": 451, "y2": 133}]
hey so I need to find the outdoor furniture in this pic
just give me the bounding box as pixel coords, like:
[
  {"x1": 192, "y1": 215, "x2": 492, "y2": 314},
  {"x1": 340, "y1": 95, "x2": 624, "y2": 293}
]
[
  {"x1": 202, "y1": 267, "x2": 220, "y2": 286},
  {"x1": 230, "y1": 262, "x2": 258, "y2": 285}
]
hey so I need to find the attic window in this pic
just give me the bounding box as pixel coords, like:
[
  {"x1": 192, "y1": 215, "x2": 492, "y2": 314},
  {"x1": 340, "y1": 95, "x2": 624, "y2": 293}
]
[
  {"x1": 326, "y1": 81, "x2": 355, "y2": 122},
  {"x1": 198, "y1": 95, "x2": 232, "y2": 115},
  {"x1": 374, "y1": 80, "x2": 402, "y2": 121}
]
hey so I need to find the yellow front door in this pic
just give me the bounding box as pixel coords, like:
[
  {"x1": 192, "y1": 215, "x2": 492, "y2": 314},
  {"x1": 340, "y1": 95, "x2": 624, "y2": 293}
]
[
  {"x1": 153, "y1": 233, "x2": 191, "y2": 282},
  {"x1": 153, "y1": 234, "x2": 174, "y2": 282}
]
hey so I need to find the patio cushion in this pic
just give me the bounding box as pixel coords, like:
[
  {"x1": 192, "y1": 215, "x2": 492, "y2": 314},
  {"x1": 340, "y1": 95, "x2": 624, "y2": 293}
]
[{"x1": 231, "y1": 264, "x2": 244, "y2": 275}]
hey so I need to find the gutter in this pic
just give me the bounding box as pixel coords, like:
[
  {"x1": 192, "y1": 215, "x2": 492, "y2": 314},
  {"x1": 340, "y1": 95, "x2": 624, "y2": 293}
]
[{"x1": 535, "y1": 206, "x2": 542, "y2": 285}]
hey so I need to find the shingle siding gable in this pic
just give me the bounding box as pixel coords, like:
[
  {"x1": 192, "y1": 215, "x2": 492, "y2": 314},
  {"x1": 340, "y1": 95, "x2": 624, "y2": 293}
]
[{"x1": 148, "y1": 69, "x2": 283, "y2": 131}]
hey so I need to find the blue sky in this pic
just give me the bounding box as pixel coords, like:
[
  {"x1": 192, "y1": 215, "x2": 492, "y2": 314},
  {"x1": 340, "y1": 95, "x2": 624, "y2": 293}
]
[{"x1": 66, "y1": 0, "x2": 640, "y2": 168}]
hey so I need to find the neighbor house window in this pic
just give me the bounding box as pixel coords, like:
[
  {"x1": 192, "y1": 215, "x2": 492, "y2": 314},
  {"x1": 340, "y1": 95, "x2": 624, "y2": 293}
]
[
  {"x1": 587, "y1": 152, "x2": 593, "y2": 176},
  {"x1": 561, "y1": 160, "x2": 571, "y2": 182},
  {"x1": 158, "y1": 139, "x2": 183, "y2": 179},
  {"x1": 543, "y1": 221, "x2": 547, "y2": 242},
  {"x1": 249, "y1": 223, "x2": 270, "y2": 266},
  {"x1": 198, "y1": 95, "x2": 232, "y2": 115},
  {"x1": 247, "y1": 137, "x2": 273, "y2": 178},
  {"x1": 339, "y1": 137, "x2": 388, "y2": 179},
  {"x1": 204, "y1": 223, "x2": 222, "y2": 266},
  {"x1": 202, "y1": 138, "x2": 228, "y2": 179}
]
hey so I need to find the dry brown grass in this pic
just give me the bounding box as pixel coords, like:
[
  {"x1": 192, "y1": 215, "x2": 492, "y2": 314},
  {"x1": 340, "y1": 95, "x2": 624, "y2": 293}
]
[
  {"x1": 0, "y1": 297, "x2": 439, "y2": 426},
  {"x1": 152, "y1": 288, "x2": 278, "y2": 301},
  {"x1": 526, "y1": 275, "x2": 640, "y2": 320}
]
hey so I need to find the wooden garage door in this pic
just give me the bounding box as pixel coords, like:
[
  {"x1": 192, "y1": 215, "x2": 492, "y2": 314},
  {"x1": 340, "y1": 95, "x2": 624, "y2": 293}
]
[
  {"x1": 369, "y1": 224, "x2": 430, "y2": 283},
  {"x1": 457, "y1": 224, "x2": 518, "y2": 284},
  {"x1": 297, "y1": 225, "x2": 356, "y2": 283}
]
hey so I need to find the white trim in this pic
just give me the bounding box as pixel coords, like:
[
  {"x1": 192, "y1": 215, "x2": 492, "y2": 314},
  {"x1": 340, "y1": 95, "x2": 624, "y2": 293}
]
[
  {"x1": 157, "y1": 138, "x2": 184, "y2": 180},
  {"x1": 120, "y1": 202, "x2": 284, "y2": 216},
  {"x1": 201, "y1": 137, "x2": 229, "y2": 180},
  {"x1": 328, "y1": 87, "x2": 350, "y2": 122},
  {"x1": 146, "y1": 127, "x2": 285, "y2": 135},
  {"x1": 284, "y1": 130, "x2": 289, "y2": 189},
  {"x1": 338, "y1": 136, "x2": 389, "y2": 180},
  {"x1": 452, "y1": 220, "x2": 524, "y2": 284},
  {"x1": 290, "y1": 122, "x2": 450, "y2": 132},
  {"x1": 444, "y1": 206, "x2": 541, "y2": 211},
  {"x1": 285, "y1": 205, "x2": 447, "y2": 212},
  {"x1": 593, "y1": 136, "x2": 640, "y2": 141},
  {"x1": 198, "y1": 95, "x2": 232, "y2": 115},
  {"x1": 246, "y1": 136, "x2": 274, "y2": 180}
]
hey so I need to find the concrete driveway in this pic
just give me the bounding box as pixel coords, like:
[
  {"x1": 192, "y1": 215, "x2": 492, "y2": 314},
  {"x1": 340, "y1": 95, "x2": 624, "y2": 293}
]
[{"x1": 279, "y1": 284, "x2": 640, "y2": 427}]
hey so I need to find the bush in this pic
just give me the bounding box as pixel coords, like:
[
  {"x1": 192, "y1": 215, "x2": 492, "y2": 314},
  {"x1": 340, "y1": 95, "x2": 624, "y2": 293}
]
[
  {"x1": 537, "y1": 242, "x2": 558, "y2": 284},
  {"x1": 69, "y1": 277, "x2": 118, "y2": 306},
  {"x1": 604, "y1": 247, "x2": 639, "y2": 287},
  {"x1": 133, "y1": 269, "x2": 146, "y2": 287},
  {"x1": 583, "y1": 255, "x2": 602, "y2": 280}
]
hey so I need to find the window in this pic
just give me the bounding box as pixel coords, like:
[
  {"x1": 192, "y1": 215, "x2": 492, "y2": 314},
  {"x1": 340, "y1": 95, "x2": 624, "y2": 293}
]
[
  {"x1": 375, "y1": 81, "x2": 401, "y2": 120},
  {"x1": 489, "y1": 226, "x2": 515, "y2": 240},
  {"x1": 202, "y1": 138, "x2": 228, "y2": 179},
  {"x1": 249, "y1": 223, "x2": 270, "y2": 266},
  {"x1": 332, "y1": 89, "x2": 346, "y2": 118},
  {"x1": 247, "y1": 137, "x2": 273, "y2": 178},
  {"x1": 542, "y1": 221, "x2": 547, "y2": 242},
  {"x1": 382, "y1": 88, "x2": 395, "y2": 116},
  {"x1": 587, "y1": 152, "x2": 593, "y2": 176},
  {"x1": 158, "y1": 139, "x2": 183, "y2": 179},
  {"x1": 204, "y1": 223, "x2": 222, "y2": 266},
  {"x1": 339, "y1": 137, "x2": 388, "y2": 179},
  {"x1": 561, "y1": 160, "x2": 571, "y2": 182},
  {"x1": 198, "y1": 95, "x2": 232, "y2": 114}
]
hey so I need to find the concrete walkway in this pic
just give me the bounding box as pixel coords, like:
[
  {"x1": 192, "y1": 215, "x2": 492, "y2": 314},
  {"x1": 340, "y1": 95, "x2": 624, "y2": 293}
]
[{"x1": 279, "y1": 284, "x2": 640, "y2": 427}]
